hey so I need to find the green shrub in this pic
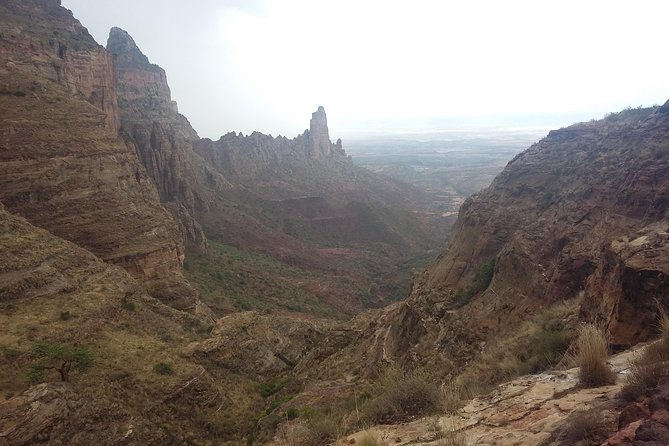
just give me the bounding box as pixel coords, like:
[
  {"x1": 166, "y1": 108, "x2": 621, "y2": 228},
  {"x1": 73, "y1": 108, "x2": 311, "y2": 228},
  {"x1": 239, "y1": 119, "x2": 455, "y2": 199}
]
[
  {"x1": 29, "y1": 342, "x2": 93, "y2": 382},
  {"x1": 453, "y1": 259, "x2": 495, "y2": 307},
  {"x1": 121, "y1": 295, "x2": 135, "y2": 311},
  {"x1": 153, "y1": 362, "x2": 174, "y2": 375},
  {"x1": 259, "y1": 379, "x2": 283, "y2": 397},
  {"x1": 59, "y1": 310, "x2": 72, "y2": 321}
]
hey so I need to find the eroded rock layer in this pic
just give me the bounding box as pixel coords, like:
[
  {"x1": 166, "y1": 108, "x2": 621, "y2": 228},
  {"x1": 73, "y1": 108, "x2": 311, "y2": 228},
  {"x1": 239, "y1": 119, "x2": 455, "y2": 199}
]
[{"x1": 0, "y1": 0, "x2": 195, "y2": 308}]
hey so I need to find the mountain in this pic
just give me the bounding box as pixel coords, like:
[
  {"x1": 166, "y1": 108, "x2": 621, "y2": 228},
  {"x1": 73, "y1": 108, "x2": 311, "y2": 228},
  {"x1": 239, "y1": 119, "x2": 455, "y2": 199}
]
[
  {"x1": 106, "y1": 27, "x2": 447, "y2": 318},
  {"x1": 3, "y1": 1, "x2": 668, "y2": 444},
  {"x1": 0, "y1": 0, "x2": 200, "y2": 311},
  {"x1": 294, "y1": 104, "x2": 669, "y2": 389}
]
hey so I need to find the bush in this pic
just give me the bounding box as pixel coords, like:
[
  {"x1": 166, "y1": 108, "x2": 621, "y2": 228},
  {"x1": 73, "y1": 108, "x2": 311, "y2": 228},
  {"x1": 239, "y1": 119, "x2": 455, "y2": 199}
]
[
  {"x1": 29, "y1": 342, "x2": 93, "y2": 382},
  {"x1": 153, "y1": 362, "x2": 174, "y2": 375},
  {"x1": 621, "y1": 310, "x2": 669, "y2": 399},
  {"x1": 305, "y1": 415, "x2": 341, "y2": 446},
  {"x1": 121, "y1": 295, "x2": 135, "y2": 311},
  {"x1": 259, "y1": 379, "x2": 284, "y2": 398},
  {"x1": 361, "y1": 366, "x2": 442, "y2": 423},
  {"x1": 453, "y1": 259, "x2": 495, "y2": 307},
  {"x1": 576, "y1": 324, "x2": 614, "y2": 387},
  {"x1": 563, "y1": 409, "x2": 610, "y2": 444}
]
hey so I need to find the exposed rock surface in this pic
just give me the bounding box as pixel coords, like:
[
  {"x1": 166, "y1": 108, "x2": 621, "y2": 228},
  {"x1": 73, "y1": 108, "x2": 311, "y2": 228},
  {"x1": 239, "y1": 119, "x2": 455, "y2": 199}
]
[
  {"x1": 107, "y1": 25, "x2": 445, "y2": 316},
  {"x1": 412, "y1": 105, "x2": 669, "y2": 347},
  {"x1": 108, "y1": 26, "x2": 210, "y2": 248},
  {"x1": 0, "y1": 0, "x2": 196, "y2": 308},
  {"x1": 333, "y1": 346, "x2": 642, "y2": 446}
]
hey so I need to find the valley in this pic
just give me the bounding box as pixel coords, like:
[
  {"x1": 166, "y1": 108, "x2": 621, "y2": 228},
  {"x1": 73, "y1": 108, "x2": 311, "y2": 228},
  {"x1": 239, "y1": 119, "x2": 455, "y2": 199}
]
[
  {"x1": 0, "y1": 1, "x2": 668, "y2": 446},
  {"x1": 346, "y1": 128, "x2": 548, "y2": 216}
]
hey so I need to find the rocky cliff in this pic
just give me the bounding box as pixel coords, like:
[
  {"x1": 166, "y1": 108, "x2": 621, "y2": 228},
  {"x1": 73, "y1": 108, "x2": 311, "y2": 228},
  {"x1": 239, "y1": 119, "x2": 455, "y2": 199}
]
[
  {"x1": 107, "y1": 26, "x2": 213, "y2": 248},
  {"x1": 0, "y1": 0, "x2": 197, "y2": 309},
  {"x1": 413, "y1": 105, "x2": 669, "y2": 347},
  {"x1": 289, "y1": 104, "x2": 669, "y2": 389},
  {"x1": 104, "y1": 25, "x2": 447, "y2": 317}
]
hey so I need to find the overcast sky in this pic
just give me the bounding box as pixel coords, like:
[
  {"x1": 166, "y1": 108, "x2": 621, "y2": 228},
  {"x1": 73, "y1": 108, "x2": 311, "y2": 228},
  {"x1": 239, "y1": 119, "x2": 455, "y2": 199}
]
[{"x1": 62, "y1": 0, "x2": 669, "y2": 139}]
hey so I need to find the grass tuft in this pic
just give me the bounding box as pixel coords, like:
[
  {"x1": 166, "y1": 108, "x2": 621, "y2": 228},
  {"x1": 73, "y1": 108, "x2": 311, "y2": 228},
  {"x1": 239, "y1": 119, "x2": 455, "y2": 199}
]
[
  {"x1": 563, "y1": 409, "x2": 610, "y2": 444},
  {"x1": 358, "y1": 430, "x2": 383, "y2": 446},
  {"x1": 576, "y1": 324, "x2": 615, "y2": 387},
  {"x1": 360, "y1": 366, "x2": 443, "y2": 424}
]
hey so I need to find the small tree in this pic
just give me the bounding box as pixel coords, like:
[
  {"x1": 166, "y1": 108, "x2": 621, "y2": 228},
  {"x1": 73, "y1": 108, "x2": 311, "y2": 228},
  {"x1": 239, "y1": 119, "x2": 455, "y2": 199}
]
[{"x1": 28, "y1": 342, "x2": 93, "y2": 383}]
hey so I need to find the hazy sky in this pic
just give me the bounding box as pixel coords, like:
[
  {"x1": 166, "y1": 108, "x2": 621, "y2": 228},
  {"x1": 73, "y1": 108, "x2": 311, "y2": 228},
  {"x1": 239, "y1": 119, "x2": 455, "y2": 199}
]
[{"x1": 62, "y1": 0, "x2": 669, "y2": 139}]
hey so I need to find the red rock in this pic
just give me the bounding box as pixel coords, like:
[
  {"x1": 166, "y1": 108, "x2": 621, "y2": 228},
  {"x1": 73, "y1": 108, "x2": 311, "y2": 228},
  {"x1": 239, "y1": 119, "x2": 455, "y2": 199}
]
[
  {"x1": 602, "y1": 419, "x2": 642, "y2": 445},
  {"x1": 619, "y1": 402, "x2": 651, "y2": 429}
]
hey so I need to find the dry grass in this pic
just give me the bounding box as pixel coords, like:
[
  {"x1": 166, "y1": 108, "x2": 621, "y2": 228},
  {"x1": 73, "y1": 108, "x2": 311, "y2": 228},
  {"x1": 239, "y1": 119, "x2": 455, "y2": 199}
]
[
  {"x1": 455, "y1": 300, "x2": 577, "y2": 397},
  {"x1": 562, "y1": 409, "x2": 611, "y2": 444},
  {"x1": 576, "y1": 324, "x2": 615, "y2": 387},
  {"x1": 360, "y1": 366, "x2": 443, "y2": 424},
  {"x1": 442, "y1": 381, "x2": 465, "y2": 414},
  {"x1": 621, "y1": 309, "x2": 669, "y2": 399},
  {"x1": 358, "y1": 430, "x2": 384, "y2": 446}
]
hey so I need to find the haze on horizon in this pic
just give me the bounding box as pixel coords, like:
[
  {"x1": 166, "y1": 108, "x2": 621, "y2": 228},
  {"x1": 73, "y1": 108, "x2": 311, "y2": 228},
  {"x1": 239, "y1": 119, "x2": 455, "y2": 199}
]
[{"x1": 62, "y1": 0, "x2": 669, "y2": 139}]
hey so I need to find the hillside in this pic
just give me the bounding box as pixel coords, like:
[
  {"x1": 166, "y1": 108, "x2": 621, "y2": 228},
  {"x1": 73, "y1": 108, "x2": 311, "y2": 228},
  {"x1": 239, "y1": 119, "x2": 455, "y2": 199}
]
[
  {"x1": 2, "y1": 1, "x2": 669, "y2": 445},
  {"x1": 106, "y1": 27, "x2": 447, "y2": 317},
  {"x1": 0, "y1": 0, "x2": 198, "y2": 310}
]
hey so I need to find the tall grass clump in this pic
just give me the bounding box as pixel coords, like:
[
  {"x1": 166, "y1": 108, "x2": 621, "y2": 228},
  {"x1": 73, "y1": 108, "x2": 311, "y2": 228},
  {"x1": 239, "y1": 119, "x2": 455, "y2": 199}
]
[
  {"x1": 621, "y1": 309, "x2": 669, "y2": 400},
  {"x1": 360, "y1": 366, "x2": 442, "y2": 423},
  {"x1": 358, "y1": 430, "x2": 382, "y2": 446},
  {"x1": 576, "y1": 324, "x2": 614, "y2": 387}
]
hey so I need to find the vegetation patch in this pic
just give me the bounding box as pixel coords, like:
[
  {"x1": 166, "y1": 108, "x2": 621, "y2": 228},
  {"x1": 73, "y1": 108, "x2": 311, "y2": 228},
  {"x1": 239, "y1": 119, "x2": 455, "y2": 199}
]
[
  {"x1": 456, "y1": 300, "x2": 576, "y2": 395},
  {"x1": 621, "y1": 310, "x2": 669, "y2": 400},
  {"x1": 360, "y1": 366, "x2": 443, "y2": 424},
  {"x1": 152, "y1": 362, "x2": 174, "y2": 375},
  {"x1": 453, "y1": 258, "x2": 495, "y2": 307},
  {"x1": 562, "y1": 409, "x2": 611, "y2": 445},
  {"x1": 576, "y1": 324, "x2": 614, "y2": 388},
  {"x1": 27, "y1": 341, "x2": 93, "y2": 383}
]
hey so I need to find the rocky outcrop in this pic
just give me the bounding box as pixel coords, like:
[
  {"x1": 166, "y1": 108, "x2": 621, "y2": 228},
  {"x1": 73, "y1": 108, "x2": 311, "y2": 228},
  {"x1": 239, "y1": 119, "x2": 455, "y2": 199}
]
[
  {"x1": 335, "y1": 345, "x2": 643, "y2": 446},
  {"x1": 409, "y1": 105, "x2": 669, "y2": 347},
  {"x1": 108, "y1": 27, "x2": 212, "y2": 248},
  {"x1": 0, "y1": 0, "x2": 196, "y2": 308},
  {"x1": 194, "y1": 106, "x2": 346, "y2": 181}
]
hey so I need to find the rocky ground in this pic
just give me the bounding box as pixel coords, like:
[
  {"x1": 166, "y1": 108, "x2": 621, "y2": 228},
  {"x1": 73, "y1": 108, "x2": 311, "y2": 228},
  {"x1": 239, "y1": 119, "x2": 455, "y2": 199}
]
[{"x1": 330, "y1": 344, "x2": 655, "y2": 446}]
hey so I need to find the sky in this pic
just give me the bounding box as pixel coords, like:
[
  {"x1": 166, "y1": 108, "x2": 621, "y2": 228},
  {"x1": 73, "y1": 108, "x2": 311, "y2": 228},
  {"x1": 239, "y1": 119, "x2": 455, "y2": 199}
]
[{"x1": 62, "y1": 0, "x2": 669, "y2": 139}]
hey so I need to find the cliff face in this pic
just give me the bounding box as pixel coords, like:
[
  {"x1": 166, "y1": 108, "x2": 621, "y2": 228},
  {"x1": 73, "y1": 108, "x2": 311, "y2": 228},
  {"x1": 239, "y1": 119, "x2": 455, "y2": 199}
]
[
  {"x1": 104, "y1": 26, "x2": 446, "y2": 316},
  {"x1": 107, "y1": 27, "x2": 213, "y2": 248},
  {"x1": 0, "y1": 0, "x2": 196, "y2": 309},
  {"x1": 411, "y1": 105, "x2": 669, "y2": 347}
]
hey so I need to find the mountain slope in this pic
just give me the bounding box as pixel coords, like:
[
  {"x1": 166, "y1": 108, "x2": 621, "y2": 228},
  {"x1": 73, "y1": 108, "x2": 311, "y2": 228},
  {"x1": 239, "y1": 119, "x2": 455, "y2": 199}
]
[
  {"x1": 291, "y1": 104, "x2": 669, "y2": 388},
  {"x1": 0, "y1": 0, "x2": 196, "y2": 309},
  {"x1": 107, "y1": 28, "x2": 448, "y2": 317}
]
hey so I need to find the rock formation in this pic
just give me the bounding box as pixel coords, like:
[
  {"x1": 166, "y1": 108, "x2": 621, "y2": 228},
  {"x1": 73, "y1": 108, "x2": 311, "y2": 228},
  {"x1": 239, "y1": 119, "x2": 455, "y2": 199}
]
[
  {"x1": 104, "y1": 23, "x2": 446, "y2": 316},
  {"x1": 412, "y1": 105, "x2": 669, "y2": 347},
  {"x1": 0, "y1": 0, "x2": 196, "y2": 309},
  {"x1": 107, "y1": 26, "x2": 210, "y2": 248}
]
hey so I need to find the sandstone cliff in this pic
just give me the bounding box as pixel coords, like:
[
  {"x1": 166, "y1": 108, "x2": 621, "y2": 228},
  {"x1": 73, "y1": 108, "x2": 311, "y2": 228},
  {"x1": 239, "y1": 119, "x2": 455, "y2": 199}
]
[
  {"x1": 412, "y1": 105, "x2": 669, "y2": 347},
  {"x1": 0, "y1": 0, "x2": 196, "y2": 309},
  {"x1": 107, "y1": 26, "x2": 212, "y2": 248},
  {"x1": 104, "y1": 24, "x2": 447, "y2": 316}
]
